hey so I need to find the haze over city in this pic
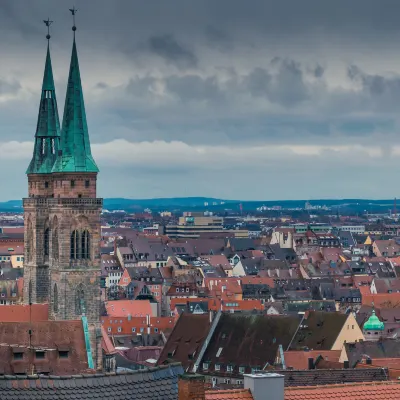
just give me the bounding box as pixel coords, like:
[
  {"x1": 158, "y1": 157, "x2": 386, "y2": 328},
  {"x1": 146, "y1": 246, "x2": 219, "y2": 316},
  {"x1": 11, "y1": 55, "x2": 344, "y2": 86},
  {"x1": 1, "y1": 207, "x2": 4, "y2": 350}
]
[{"x1": 0, "y1": 1, "x2": 399, "y2": 200}]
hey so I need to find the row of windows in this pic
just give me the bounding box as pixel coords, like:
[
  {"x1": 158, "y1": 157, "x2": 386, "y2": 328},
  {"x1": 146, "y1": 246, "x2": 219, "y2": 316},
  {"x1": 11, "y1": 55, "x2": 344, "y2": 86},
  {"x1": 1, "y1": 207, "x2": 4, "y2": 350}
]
[
  {"x1": 176, "y1": 288, "x2": 191, "y2": 293},
  {"x1": 30, "y1": 180, "x2": 91, "y2": 189},
  {"x1": 107, "y1": 327, "x2": 160, "y2": 334},
  {"x1": 13, "y1": 350, "x2": 68, "y2": 360},
  {"x1": 203, "y1": 363, "x2": 256, "y2": 374}
]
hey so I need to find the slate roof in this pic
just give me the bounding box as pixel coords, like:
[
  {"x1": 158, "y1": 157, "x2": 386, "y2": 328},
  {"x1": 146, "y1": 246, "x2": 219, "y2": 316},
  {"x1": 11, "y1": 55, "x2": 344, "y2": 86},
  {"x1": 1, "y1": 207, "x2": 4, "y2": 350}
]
[
  {"x1": 157, "y1": 313, "x2": 211, "y2": 370},
  {"x1": 277, "y1": 367, "x2": 389, "y2": 387},
  {"x1": 0, "y1": 363, "x2": 183, "y2": 399},
  {"x1": 344, "y1": 340, "x2": 400, "y2": 368},
  {"x1": 199, "y1": 314, "x2": 300, "y2": 372},
  {"x1": 289, "y1": 311, "x2": 348, "y2": 350}
]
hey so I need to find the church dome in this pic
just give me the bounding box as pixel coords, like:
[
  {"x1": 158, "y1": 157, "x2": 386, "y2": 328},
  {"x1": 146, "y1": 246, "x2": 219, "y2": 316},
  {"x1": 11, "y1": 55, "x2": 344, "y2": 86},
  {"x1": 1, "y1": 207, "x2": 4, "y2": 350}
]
[{"x1": 363, "y1": 310, "x2": 385, "y2": 331}]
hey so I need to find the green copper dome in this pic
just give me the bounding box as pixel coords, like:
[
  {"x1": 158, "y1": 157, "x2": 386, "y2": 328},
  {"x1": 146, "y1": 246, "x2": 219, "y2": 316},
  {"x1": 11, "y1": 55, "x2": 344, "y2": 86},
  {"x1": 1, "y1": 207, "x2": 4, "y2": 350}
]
[{"x1": 364, "y1": 310, "x2": 384, "y2": 331}]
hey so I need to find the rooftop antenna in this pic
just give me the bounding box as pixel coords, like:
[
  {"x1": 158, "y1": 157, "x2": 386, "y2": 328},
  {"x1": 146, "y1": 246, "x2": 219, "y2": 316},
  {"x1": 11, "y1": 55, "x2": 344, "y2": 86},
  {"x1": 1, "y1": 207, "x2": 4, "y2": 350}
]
[{"x1": 69, "y1": 6, "x2": 78, "y2": 36}]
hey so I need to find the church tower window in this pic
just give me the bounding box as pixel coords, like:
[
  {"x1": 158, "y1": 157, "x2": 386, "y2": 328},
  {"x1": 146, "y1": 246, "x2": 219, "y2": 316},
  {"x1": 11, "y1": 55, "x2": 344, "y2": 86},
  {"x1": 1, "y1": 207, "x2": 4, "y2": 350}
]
[
  {"x1": 44, "y1": 228, "x2": 50, "y2": 256},
  {"x1": 70, "y1": 230, "x2": 79, "y2": 259},
  {"x1": 81, "y1": 230, "x2": 90, "y2": 259},
  {"x1": 53, "y1": 284, "x2": 58, "y2": 313}
]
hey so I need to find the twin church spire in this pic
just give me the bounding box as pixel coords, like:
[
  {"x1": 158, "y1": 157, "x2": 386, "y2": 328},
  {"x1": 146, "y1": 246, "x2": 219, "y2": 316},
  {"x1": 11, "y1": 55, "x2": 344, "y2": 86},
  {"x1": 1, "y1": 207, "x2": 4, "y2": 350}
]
[{"x1": 27, "y1": 11, "x2": 98, "y2": 176}]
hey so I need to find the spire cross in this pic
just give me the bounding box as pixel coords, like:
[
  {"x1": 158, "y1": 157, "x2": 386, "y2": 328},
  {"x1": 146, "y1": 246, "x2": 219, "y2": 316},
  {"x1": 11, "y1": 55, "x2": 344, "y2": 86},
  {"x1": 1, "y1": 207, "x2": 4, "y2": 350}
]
[
  {"x1": 69, "y1": 7, "x2": 78, "y2": 34},
  {"x1": 43, "y1": 18, "x2": 53, "y2": 41}
]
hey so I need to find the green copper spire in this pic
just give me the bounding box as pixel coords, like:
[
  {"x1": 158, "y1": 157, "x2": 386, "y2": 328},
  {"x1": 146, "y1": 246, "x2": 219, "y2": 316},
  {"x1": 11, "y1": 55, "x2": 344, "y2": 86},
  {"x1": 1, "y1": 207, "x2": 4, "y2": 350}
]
[
  {"x1": 26, "y1": 21, "x2": 61, "y2": 175},
  {"x1": 364, "y1": 310, "x2": 385, "y2": 331},
  {"x1": 52, "y1": 15, "x2": 98, "y2": 174}
]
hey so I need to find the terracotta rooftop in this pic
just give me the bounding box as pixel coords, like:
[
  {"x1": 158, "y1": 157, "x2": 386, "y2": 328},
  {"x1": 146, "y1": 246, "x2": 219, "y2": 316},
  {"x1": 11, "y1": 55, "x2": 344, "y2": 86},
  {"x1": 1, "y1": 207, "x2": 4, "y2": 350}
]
[
  {"x1": 0, "y1": 304, "x2": 48, "y2": 322},
  {"x1": 206, "y1": 388, "x2": 254, "y2": 399},
  {"x1": 105, "y1": 300, "x2": 153, "y2": 317},
  {"x1": 285, "y1": 381, "x2": 400, "y2": 400}
]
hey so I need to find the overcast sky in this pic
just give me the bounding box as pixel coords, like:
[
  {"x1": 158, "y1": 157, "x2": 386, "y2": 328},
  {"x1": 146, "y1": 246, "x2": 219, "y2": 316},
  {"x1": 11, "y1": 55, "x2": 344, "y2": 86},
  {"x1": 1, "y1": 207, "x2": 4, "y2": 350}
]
[{"x1": 1, "y1": 1, "x2": 400, "y2": 201}]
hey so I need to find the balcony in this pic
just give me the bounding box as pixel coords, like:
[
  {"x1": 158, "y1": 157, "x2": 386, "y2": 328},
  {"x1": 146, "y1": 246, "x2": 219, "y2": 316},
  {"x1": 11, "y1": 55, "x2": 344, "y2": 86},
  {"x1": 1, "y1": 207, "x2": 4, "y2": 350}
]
[{"x1": 23, "y1": 198, "x2": 103, "y2": 207}]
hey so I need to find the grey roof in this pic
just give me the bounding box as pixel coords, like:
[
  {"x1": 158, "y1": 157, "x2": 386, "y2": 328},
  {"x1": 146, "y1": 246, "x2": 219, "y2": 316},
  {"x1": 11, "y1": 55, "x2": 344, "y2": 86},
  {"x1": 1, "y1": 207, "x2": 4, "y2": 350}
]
[{"x1": 0, "y1": 363, "x2": 183, "y2": 399}]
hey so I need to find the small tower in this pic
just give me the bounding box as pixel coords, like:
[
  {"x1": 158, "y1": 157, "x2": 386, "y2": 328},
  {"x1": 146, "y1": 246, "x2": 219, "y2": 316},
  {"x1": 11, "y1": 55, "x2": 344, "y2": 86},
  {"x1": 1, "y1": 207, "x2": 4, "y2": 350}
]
[
  {"x1": 363, "y1": 309, "x2": 385, "y2": 341},
  {"x1": 24, "y1": 19, "x2": 61, "y2": 304}
]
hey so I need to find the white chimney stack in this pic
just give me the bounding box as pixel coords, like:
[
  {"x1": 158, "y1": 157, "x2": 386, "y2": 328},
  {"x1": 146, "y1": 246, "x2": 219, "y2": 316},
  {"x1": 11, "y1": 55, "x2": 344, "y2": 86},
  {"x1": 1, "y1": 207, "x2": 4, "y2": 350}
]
[{"x1": 244, "y1": 373, "x2": 284, "y2": 400}]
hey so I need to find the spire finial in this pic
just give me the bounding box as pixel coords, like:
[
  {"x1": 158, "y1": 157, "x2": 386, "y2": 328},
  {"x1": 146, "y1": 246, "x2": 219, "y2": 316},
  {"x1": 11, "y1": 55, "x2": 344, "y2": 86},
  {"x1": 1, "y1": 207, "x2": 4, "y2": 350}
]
[
  {"x1": 43, "y1": 18, "x2": 53, "y2": 41},
  {"x1": 69, "y1": 7, "x2": 77, "y2": 34}
]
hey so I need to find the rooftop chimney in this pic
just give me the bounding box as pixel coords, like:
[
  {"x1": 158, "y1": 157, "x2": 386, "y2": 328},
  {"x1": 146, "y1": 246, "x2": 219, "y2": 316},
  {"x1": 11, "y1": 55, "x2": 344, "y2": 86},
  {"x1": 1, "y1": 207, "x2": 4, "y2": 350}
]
[
  {"x1": 178, "y1": 374, "x2": 205, "y2": 400},
  {"x1": 244, "y1": 373, "x2": 284, "y2": 400}
]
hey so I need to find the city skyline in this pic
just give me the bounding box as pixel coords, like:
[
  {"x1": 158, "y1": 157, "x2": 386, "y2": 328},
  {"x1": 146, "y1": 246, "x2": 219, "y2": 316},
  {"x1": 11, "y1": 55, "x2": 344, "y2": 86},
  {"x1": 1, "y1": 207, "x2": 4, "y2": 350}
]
[{"x1": 0, "y1": 1, "x2": 399, "y2": 200}]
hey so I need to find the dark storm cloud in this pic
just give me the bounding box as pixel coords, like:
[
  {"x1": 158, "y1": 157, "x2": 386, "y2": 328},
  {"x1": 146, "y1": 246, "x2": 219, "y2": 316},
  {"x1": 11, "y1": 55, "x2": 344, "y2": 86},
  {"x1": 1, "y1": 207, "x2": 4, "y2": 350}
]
[
  {"x1": 147, "y1": 34, "x2": 197, "y2": 69},
  {"x1": 1, "y1": 0, "x2": 400, "y2": 200}
]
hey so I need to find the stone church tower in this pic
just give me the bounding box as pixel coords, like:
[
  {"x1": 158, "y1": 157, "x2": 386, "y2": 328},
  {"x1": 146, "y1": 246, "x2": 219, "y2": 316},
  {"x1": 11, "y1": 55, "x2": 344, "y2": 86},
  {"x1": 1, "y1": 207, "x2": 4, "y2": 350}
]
[{"x1": 23, "y1": 20, "x2": 102, "y2": 370}]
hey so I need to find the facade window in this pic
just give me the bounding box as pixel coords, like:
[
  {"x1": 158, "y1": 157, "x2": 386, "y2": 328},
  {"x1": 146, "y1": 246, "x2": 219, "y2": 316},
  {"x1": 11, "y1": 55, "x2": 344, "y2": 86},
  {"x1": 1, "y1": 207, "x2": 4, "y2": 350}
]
[
  {"x1": 132, "y1": 328, "x2": 136, "y2": 333},
  {"x1": 71, "y1": 180, "x2": 75, "y2": 188},
  {"x1": 108, "y1": 327, "x2": 111, "y2": 332},
  {"x1": 227, "y1": 365, "x2": 233, "y2": 372},
  {"x1": 17, "y1": 257, "x2": 20, "y2": 261},
  {"x1": 81, "y1": 230, "x2": 90, "y2": 259},
  {"x1": 35, "y1": 351, "x2": 45, "y2": 360},
  {"x1": 140, "y1": 328, "x2": 144, "y2": 333},
  {"x1": 45, "y1": 181, "x2": 49, "y2": 189},
  {"x1": 215, "y1": 364, "x2": 220, "y2": 371},
  {"x1": 154, "y1": 328, "x2": 159, "y2": 333},
  {"x1": 58, "y1": 350, "x2": 69, "y2": 358},
  {"x1": 85, "y1": 180, "x2": 90, "y2": 188},
  {"x1": 53, "y1": 284, "x2": 58, "y2": 313},
  {"x1": 13, "y1": 352, "x2": 23, "y2": 360},
  {"x1": 75, "y1": 284, "x2": 85, "y2": 315},
  {"x1": 44, "y1": 228, "x2": 50, "y2": 256},
  {"x1": 52, "y1": 217, "x2": 59, "y2": 261},
  {"x1": 117, "y1": 327, "x2": 122, "y2": 333},
  {"x1": 70, "y1": 230, "x2": 79, "y2": 259}
]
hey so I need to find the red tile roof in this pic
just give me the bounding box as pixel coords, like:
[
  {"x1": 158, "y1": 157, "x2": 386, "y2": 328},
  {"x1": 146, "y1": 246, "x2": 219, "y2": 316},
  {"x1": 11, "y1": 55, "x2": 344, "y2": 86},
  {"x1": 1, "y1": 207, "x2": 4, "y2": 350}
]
[
  {"x1": 285, "y1": 381, "x2": 400, "y2": 399},
  {"x1": 0, "y1": 304, "x2": 48, "y2": 322},
  {"x1": 206, "y1": 389, "x2": 253, "y2": 399},
  {"x1": 101, "y1": 316, "x2": 175, "y2": 335},
  {"x1": 105, "y1": 300, "x2": 153, "y2": 317},
  {"x1": 362, "y1": 293, "x2": 400, "y2": 308}
]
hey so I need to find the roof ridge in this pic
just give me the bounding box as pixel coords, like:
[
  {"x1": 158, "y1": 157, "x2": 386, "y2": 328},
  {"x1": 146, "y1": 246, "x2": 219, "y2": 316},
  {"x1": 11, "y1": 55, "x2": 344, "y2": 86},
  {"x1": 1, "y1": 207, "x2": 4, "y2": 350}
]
[
  {"x1": 286, "y1": 380, "x2": 399, "y2": 390},
  {"x1": 0, "y1": 362, "x2": 183, "y2": 380}
]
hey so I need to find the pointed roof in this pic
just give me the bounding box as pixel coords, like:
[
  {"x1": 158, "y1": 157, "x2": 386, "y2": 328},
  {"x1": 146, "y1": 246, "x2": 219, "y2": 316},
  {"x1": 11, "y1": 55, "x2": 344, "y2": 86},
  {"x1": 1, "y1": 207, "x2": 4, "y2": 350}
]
[
  {"x1": 364, "y1": 310, "x2": 385, "y2": 331},
  {"x1": 26, "y1": 44, "x2": 61, "y2": 175},
  {"x1": 52, "y1": 38, "x2": 99, "y2": 173}
]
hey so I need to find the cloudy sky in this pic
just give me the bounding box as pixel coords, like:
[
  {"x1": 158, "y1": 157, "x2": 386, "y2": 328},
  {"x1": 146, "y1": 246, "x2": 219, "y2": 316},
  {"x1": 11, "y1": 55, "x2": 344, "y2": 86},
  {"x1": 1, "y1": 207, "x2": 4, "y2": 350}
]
[{"x1": 1, "y1": 0, "x2": 400, "y2": 201}]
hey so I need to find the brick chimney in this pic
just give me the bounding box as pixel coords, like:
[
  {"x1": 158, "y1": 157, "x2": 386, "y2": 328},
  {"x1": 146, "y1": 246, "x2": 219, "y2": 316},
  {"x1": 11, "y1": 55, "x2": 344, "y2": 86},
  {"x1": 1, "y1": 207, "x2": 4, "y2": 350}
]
[{"x1": 178, "y1": 374, "x2": 205, "y2": 400}]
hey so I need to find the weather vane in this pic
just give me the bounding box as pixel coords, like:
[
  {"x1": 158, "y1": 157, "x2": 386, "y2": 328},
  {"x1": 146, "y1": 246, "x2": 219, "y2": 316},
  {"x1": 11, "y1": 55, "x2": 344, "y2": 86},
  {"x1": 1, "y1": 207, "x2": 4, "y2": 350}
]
[
  {"x1": 69, "y1": 6, "x2": 78, "y2": 33},
  {"x1": 43, "y1": 17, "x2": 53, "y2": 41}
]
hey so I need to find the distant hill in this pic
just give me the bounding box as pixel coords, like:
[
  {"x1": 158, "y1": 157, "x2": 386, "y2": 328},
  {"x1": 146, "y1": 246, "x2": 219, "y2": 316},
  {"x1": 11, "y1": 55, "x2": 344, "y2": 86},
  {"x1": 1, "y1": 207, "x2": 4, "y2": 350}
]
[{"x1": 0, "y1": 197, "x2": 396, "y2": 213}]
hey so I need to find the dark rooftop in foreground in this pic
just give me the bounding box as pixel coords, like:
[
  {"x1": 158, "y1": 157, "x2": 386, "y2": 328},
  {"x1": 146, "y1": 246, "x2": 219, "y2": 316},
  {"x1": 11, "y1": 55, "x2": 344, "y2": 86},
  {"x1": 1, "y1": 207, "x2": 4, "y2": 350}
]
[{"x1": 0, "y1": 363, "x2": 183, "y2": 399}]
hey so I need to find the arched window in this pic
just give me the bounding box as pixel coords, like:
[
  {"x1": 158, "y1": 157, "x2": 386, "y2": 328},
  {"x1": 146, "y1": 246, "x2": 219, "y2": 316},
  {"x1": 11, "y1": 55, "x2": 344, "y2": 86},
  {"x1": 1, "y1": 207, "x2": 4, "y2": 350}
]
[
  {"x1": 81, "y1": 230, "x2": 90, "y2": 259},
  {"x1": 52, "y1": 217, "x2": 59, "y2": 260},
  {"x1": 70, "y1": 230, "x2": 79, "y2": 260},
  {"x1": 27, "y1": 219, "x2": 33, "y2": 263},
  {"x1": 28, "y1": 280, "x2": 33, "y2": 304},
  {"x1": 75, "y1": 284, "x2": 85, "y2": 315},
  {"x1": 53, "y1": 284, "x2": 58, "y2": 313},
  {"x1": 44, "y1": 228, "x2": 50, "y2": 256}
]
